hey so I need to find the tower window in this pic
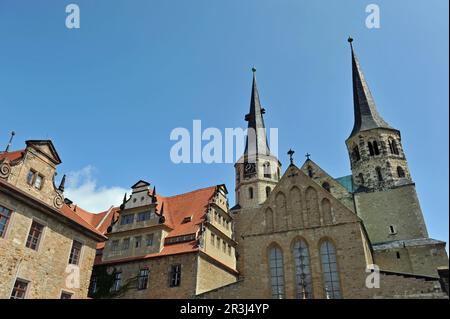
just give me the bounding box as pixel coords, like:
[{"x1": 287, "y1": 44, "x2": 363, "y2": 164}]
[
  {"x1": 352, "y1": 146, "x2": 360, "y2": 161},
  {"x1": 397, "y1": 166, "x2": 405, "y2": 178},
  {"x1": 396, "y1": 252, "x2": 401, "y2": 259},
  {"x1": 169, "y1": 264, "x2": 182, "y2": 287},
  {"x1": 389, "y1": 138, "x2": 399, "y2": 155},
  {"x1": 368, "y1": 142, "x2": 374, "y2": 156},
  {"x1": 322, "y1": 182, "x2": 331, "y2": 192},
  {"x1": 248, "y1": 187, "x2": 254, "y2": 199},
  {"x1": 375, "y1": 167, "x2": 383, "y2": 182},
  {"x1": 266, "y1": 186, "x2": 271, "y2": 198},
  {"x1": 373, "y1": 141, "x2": 380, "y2": 155},
  {"x1": 263, "y1": 162, "x2": 271, "y2": 178}
]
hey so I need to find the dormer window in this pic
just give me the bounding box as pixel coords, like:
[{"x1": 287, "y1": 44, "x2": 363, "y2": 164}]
[
  {"x1": 26, "y1": 169, "x2": 44, "y2": 190},
  {"x1": 182, "y1": 216, "x2": 192, "y2": 224}
]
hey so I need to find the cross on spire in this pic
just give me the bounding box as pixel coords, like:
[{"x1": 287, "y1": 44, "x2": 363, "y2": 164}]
[{"x1": 305, "y1": 153, "x2": 311, "y2": 160}]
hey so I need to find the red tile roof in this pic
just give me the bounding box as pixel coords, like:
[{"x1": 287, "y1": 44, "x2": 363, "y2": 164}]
[
  {"x1": 94, "y1": 185, "x2": 219, "y2": 265},
  {"x1": 0, "y1": 150, "x2": 24, "y2": 162}
]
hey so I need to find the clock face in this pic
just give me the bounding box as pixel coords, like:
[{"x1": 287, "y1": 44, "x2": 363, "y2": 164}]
[{"x1": 243, "y1": 162, "x2": 256, "y2": 177}]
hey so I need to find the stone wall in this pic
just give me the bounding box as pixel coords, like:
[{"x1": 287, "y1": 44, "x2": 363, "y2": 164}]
[{"x1": 0, "y1": 192, "x2": 97, "y2": 299}]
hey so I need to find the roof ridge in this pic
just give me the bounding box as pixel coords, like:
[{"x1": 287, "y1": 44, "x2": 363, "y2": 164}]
[{"x1": 162, "y1": 185, "x2": 217, "y2": 200}]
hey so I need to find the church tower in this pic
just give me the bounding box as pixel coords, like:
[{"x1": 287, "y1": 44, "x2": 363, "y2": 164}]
[
  {"x1": 234, "y1": 69, "x2": 281, "y2": 210},
  {"x1": 345, "y1": 38, "x2": 448, "y2": 277},
  {"x1": 346, "y1": 37, "x2": 412, "y2": 192}
]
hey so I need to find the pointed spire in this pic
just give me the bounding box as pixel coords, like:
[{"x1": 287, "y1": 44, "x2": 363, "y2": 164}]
[
  {"x1": 158, "y1": 202, "x2": 165, "y2": 224},
  {"x1": 151, "y1": 186, "x2": 157, "y2": 203},
  {"x1": 122, "y1": 193, "x2": 127, "y2": 204},
  {"x1": 58, "y1": 174, "x2": 66, "y2": 192},
  {"x1": 348, "y1": 37, "x2": 393, "y2": 138},
  {"x1": 244, "y1": 67, "x2": 271, "y2": 156}
]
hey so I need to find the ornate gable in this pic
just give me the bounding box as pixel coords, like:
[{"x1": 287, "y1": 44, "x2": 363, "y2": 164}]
[{"x1": 241, "y1": 165, "x2": 360, "y2": 237}]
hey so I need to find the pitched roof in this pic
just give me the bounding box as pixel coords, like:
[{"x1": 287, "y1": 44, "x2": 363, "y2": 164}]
[{"x1": 95, "y1": 185, "x2": 219, "y2": 265}]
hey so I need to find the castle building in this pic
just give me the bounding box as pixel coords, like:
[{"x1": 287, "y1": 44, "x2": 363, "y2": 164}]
[
  {"x1": 89, "y1": 181, "x2": 238, "y2": 298},
  {"x1": 0, "y1": 140, "x2": 106, "y2": 299}
]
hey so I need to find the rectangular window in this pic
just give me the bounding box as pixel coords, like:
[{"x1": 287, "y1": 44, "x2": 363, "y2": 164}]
[
  {"x1": 10, "y1": 279, "x2": 28, "y2": 299},
  {"x1": 120, "y1": 214, "x2": 134, "y2": 225},
  {"x1": 210, "y1": 234, "x2": 215, "y2": 246},
  {"x1": 146, "y1": 234, "x2": 154, "y2": 246},
  {"x1": 68, "y1": 240, "x2": 82, "y2": 265},
  {"x1": 112, "y1": 272, "x2": 122, "y2": 292},
  {"x1": 60, "y1": 291, "x2": 73, "y2": 299},
  {"x1": 169, "y1": 264, "x2": 181, "y2": 287},
  {"x1": 34, "y1": 174, "x2": 43, "y2": 190},
  {"x1": 223, "y1": 240, "x2": 226, "y2": 253},
  {"x1": 228, "y1": 245, "x2": 232, "y2": 256},
  {"x1": 137, "y1": 268, "x2": 149, "y2": 290},
  {"x1": 26, "y1": 170, "x2": 35, "y2": 185},
  {"x1": 135, "y1": 236, "x2": 142, "y2": 248},
  {"x1": 111, "y1": 240, "x2": 119, "y2": 252},
  {"x1": 122, "y1": 238, "x2": 130, "y2": 250},
  {"x1": 26, "y1": 220, "x2": 44, "y2": 250},
  {"x1": 137, "y1": 211, "x2": 152, "y2": 222},
  {"x1": 0, "y1": 205, "x2": 12, "y2": 238}
]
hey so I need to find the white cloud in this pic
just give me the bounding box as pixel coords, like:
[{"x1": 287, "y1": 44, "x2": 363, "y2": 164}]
[{"x1": 64, "y1": 166, "x2": 128, "y2": 213}]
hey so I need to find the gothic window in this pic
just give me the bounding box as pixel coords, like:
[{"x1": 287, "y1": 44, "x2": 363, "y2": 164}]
[
  {"x1": 248, "y1": 187, "x2": 254, "y2": 199},
  {"x1": 322, "y1": 182, "x2": 331, "y2": 192},
  {"x1": 269, "y1": 246, "x2": 285, "y2": 299},
  {"x1": 266, "y1": 186, "x2": 271, "y2": 198},
  {"x1": 376, "y1": 167, "x2": 383, "y2": 182},
  {"x1": 307, "y1": 166, "x2": 314, "y2": 178},
  {"x1": 320, "y1": 241, "x2": 341, "y2": 299},
  {"x1": 352, "y1": 145, "x2": 361, "y2": 161},
  {"x1": 373, "y1": 141, "x2": 380, "y2": 155},
  {"x1": 263, "y1": 162, "x2": 271, "y2": 178},
  {"x1": 368, "y1": 142, "x2": 374, "y2": 156},
  {"x1": 397, "y1": 166, "x2": 405, "y2": 178},
  {"x1": 293, "y1": 240, "x2": 313, "y2": 299}
]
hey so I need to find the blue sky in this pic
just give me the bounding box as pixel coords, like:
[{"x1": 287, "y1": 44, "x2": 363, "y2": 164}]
[{"x1": 0, "y1": 1, "x2": 448, "y2": 244}]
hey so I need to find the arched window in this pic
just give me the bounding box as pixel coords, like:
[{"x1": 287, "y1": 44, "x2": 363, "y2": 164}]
[
  {"x1": 269, "y1": 246, "x2": 285, "y2": 299},
  {"x1": 320, "y1": 241, "x2": 341, "y2": 299},
  {"x1": 266, "y1": 186, "x2": 271, "y2": 198},
  {"x1": 277, "y1": 168, "x2": 281, "y2": 180},
  {"x1": 368, "y1": 142, "x2": 374, "y2": 156},
  {"x1": 322, "y1": 182, "x2": 331, "y2": 192},
  {"x1": 263, "y1": 162, "x2": 271, "y2": 178},
  {"x1": 397, "y1": 166, "x2": 405, "y2": 178},
  {"x1": 293, "y1": 240, "x2": 313, "y2": 299},
  {"x1": 373, "y1": 141, "x2": 380, "y2": 155},
  {"x1": 352, "y1": 145, "x2": 361, "y2": 161},
  {"x1": 389, "y1": 138, "x2": 399, "y2": 155},
  {"x1": 248, "y1": 187, "x2": 254, "y2": 199},
  {"x1": 307, "y1": 166, "x2": 314, "y2": 178},
  {"x1": 376, "y1": 167, "x2": 383, "y2": 182}
]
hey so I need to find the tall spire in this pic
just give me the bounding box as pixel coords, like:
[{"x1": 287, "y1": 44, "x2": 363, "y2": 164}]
[
  {"x1": 348, "y1": 37, "x2": 393, "y2": 138},
  {"x1": 244, "y1": 67, "x2": 270, "y2": 156}
]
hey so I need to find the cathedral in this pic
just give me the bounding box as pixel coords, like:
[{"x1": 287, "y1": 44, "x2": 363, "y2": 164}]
[{"x1": 0, "y1": 39, "x2": 448, "y2": 299}]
